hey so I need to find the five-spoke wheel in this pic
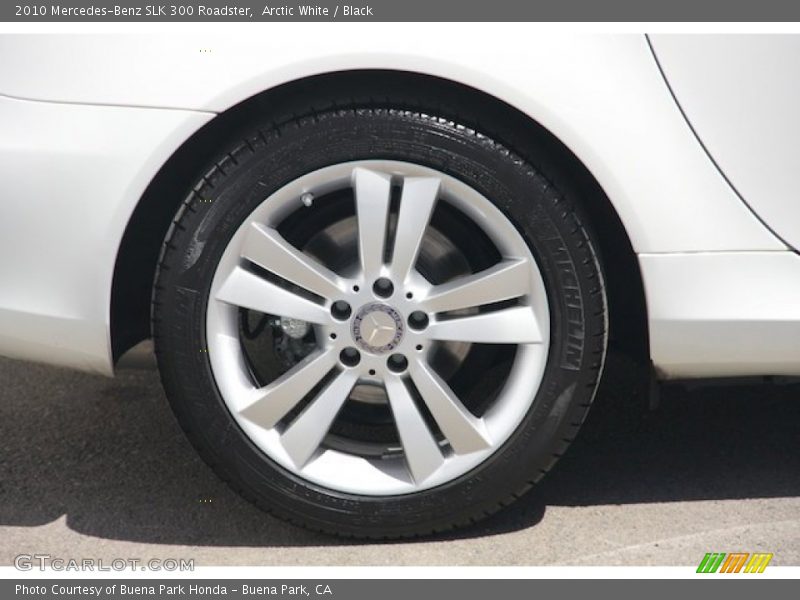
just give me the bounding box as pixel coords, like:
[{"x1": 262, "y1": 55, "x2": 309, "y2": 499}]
[{"x1": 207, "y1": 163, "x2": 550, "y2": 494}]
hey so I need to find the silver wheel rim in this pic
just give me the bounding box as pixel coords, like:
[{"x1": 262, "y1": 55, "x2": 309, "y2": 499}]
[{"x1": 206, "y1": 160, "x2": 550, "y2": 495}]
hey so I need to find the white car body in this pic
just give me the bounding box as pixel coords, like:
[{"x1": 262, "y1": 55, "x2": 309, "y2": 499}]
[{"x1": 1, "y1": 29, "x2": 799, "y2": 378}]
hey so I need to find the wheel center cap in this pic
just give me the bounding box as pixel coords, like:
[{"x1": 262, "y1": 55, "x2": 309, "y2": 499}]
[{"x1": 352, "y1": 303, "x2": 404, "y2": 354}]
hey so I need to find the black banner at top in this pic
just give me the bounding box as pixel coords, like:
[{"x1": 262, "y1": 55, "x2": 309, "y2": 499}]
[{"x1": 3, "y1": 0, "x2": 800, "y2": 22}]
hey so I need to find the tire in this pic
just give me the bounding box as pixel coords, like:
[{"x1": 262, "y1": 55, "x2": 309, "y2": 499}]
[{"x1": 152, "y1": 106, "x2": 607, "y2": 538}]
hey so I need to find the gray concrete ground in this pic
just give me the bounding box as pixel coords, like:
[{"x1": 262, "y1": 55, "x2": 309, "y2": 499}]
[{"x1": 0, "y1": 353, "x2": 798, "y2": 566}]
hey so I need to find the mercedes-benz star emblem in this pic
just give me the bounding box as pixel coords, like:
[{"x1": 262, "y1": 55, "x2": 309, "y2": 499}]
[{"x1": 352, "y1": 303, "x2": 404, "y2": 354}]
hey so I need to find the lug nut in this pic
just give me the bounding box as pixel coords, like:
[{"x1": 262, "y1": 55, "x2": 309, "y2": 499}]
[
  {"x1": 373, "y1": 277, "x2": 394, "y2": 298},
  {"x1": 408, "y1": 311, "x2": 429, "y2": 330},
  {"x1": 330, "y1": 300, "x2": 352, "y2": 320},
  {"x1": 387, "y1": 354, "x2": 409, "y2": 373},
  {"x1": 340, "y1": 347, "x2": 361, "y2": 367}
]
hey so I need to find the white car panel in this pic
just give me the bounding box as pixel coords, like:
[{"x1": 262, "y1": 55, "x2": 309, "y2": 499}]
[
  {"x1": 643, "y1": 251, "x2": 800, "y2": 378},
  {"x1": 650, "y1": 34, "x2": 800, "y2": 251},
  {"x1": 0, "y1": 31, "x2": 784, "y2": 255},
  {"x1": 0, "y1": 94, "x2": 212, "y2": 373}
]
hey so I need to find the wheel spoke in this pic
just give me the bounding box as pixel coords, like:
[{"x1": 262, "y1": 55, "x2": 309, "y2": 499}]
[
  {"x1": 353, "y1": 167, "x2": 392, "y2": 278},
  {"x1": 409, "y1": 361, "x2": 491, "y2": 454},
  {"x1": 384, "y1": 375, "x2": 445, "y2": 483},
  {"x1": 421, "y1": 259, "x2": 531, "y2": 313},
  {"x1": 389, "y1": 177, "x2": 440, "y2": 284},
  {"x1": 280, "y1": 369, "x2": 358, "y2": 468},
  {"x1": 241, "y1": 223, "x2": 345, "y2": 300},
  {"x1": 425, "y1": 305, "x2": 542, "y2": 344},
  {"x1": 215, "y1": 266, "x2": 329, "y2": 324},
  {"x1": 239, "y1": 349, "x2": 338, "y2": 430}
]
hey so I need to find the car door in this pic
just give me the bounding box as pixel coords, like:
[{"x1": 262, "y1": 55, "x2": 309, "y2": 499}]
[{"x1": 649, "y1": 34, "x2": 800, "y2": 250}]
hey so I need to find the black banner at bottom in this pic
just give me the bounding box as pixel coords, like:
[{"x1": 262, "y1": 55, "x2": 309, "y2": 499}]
[{"x1": 3, "y1": 579, "x2": 794, "y2": 600}]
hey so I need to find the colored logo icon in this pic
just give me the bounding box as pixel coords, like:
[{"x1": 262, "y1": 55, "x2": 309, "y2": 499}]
[{"x1": 696, "y1": 552, "x2": 773, "y2": 573}]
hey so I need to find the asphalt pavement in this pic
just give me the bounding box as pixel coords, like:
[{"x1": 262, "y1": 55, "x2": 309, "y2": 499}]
[{"x1": 0, "y1": 352, "x2": 798, "y2": 566}]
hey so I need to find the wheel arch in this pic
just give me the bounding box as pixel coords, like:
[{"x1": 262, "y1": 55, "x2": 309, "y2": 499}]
[{"x1": 110, "y1": 70, "x2": 649, "y2": 369}]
